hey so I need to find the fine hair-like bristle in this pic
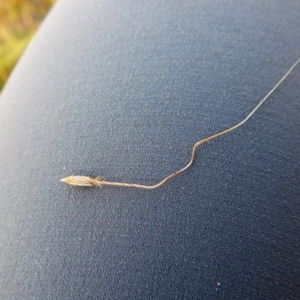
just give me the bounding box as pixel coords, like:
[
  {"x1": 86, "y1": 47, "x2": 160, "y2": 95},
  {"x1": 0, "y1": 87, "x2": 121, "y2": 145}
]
[{"x1": 60, "y1": 56, "x2": 300, "y2": 190}]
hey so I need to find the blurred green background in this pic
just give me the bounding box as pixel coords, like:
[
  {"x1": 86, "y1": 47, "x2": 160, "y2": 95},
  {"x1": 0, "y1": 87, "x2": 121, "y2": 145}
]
[{"x1": 0, "y1": 0, "x2": 56, "y2": 91}]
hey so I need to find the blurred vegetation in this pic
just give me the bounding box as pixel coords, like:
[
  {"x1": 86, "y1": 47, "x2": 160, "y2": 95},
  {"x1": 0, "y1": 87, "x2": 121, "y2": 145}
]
[{"x1": 0, "y1": 0, "x2": 56, "y2": 91}]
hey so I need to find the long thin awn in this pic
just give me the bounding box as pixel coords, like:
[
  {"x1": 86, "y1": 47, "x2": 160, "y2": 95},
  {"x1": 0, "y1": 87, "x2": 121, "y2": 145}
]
[{"x1": 61, "y1": 57, "x2": 300, "y2": 189}]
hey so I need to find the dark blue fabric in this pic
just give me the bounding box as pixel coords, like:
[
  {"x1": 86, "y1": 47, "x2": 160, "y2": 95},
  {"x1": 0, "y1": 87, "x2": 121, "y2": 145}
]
[{"x1": 0, "y1": 0, "x2": 300, "y2": 299}]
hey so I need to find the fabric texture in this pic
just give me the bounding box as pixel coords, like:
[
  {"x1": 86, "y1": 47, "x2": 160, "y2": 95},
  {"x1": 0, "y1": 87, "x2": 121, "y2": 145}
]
[{"x1": 0, "y1": 0, "x2": 300, "y2": 299}]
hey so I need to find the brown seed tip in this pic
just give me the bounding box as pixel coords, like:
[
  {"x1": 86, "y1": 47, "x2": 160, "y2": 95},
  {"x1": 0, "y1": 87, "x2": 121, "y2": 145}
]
[{"x1": 61, "y1": 175, "x2": 102, "y2": 187}]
